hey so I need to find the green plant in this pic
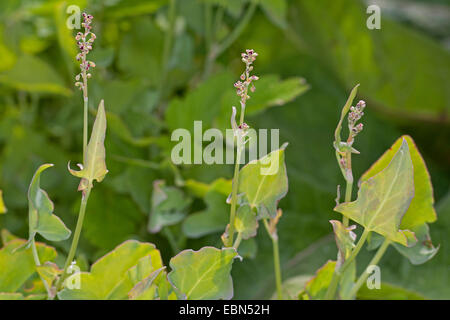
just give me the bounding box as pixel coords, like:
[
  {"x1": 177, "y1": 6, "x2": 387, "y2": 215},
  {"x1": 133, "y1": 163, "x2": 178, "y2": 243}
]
[
  {"x1": 297, "y1": 85, "x2": 439, "y2": 300},
  {"x1": 0, "y1": 0, "x2": 445, "y2": 301}
]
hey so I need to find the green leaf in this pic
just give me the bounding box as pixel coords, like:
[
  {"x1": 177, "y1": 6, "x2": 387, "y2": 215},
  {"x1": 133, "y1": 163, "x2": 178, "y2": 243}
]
[
  {"x1": 148, "y1": 180, "x2": 191, "y2": 233},
  {"x1": 27, "y1": 164, "x2": 71, "y2": 243},
  {"x1": 36, "y1": 262, "x2": 62, "y2": 290},
  {"x1": 304, "y1": 260, "x2": 336, "y2": 300},
  {"x1": 69, "y1": 100, "x2": 108, "y2": 192},
  {"x1": 360, "y1": 135, "x2": 438, "y2": 264},
  {"x1": 182, "y1": 178, "x2": 231, "y2": 238},
  {"x1": 329, "y1": 220, "x2": 356, "y2": 266},
  {"x1": 128, "y1": 268, "x2": 164, "y2": 300},
  {"x1": 0, "y1": 190, "x2": 6, "y2": 214},
  {"x1": 58, "y1": 240, "x2": 163, "y2": 300},
  {"x1": 360, "y1": 135, "x2": 437, "y2": 228},
  {"x1": 357, "y1": 282, "x2": 425, "y2": 300},
  {"x1": 0, "y1": 238, "x2": 56, "y2": 292},
  {"x1": 234, "y1": 205, "x2": 258, "y2": 240},
  {"x1": 168, "y1": 247, "x2": 238, "y2": 300},
  {"x1": 334, "y1": 139, "x2": 416, "y2": 246},
  {"x1": 0, "y1": 293, "x2": 24, "y2": 300},
  {"x1": 237, "y1": 143, "x2": 288, "y2": 218},
  {"x1": 0, "y1": 55, "x2": 70, "y2": 96}
]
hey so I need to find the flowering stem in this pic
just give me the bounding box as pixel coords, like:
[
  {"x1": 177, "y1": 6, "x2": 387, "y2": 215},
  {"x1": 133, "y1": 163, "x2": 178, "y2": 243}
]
[
  {"x1": 226, "y1": 146, "x2": 242, "y2": 247},
  {"x1": 56, "y1": 188, "x2": 91, "y2": 290}
]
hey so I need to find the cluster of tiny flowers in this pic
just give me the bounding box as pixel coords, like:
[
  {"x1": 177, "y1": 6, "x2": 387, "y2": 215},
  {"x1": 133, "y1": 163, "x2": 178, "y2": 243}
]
[
  {"x1": 233, "y1": 49, "x2": 259, "y2": 105},
  {"x1": 348, "y1": 100, "x2": 366, "y2": 138},
  {"x1": 75, "y1": 13, "x2": 96, "y2": 90}
]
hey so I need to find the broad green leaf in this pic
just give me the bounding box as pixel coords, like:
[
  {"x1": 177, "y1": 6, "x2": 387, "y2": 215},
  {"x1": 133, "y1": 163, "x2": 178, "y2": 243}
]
[
  {"x1": 0, "y1": 190, "x2": 6, "y2": 214},
  {"x1": 237, "y1": 143, "x2": 288, "y2": 218},
  {"x1": 360, "y1": 135, "x2": 438, "y2": 264},
  {"x1": 334, "y1": 139, "x2": 416, "y2": 246},
  {"x1": 304, "y1": 260, "x2": 336, "y2": 300},
  {"x1": 360, "y1": 135, "x2": 437, "y2": 228},
  {"x1": 329, "y1": 220, "x2": 356, "y2": 266},
  {"x1": 168, "y1": 247, "x2": 238, "y2": 300},
  {"x1": 69, "y1": 100, "x2": 108, "y2": 192},
  {"x1": 27, "y1": 164, "x2": 71, "y2": 243},
  {"x1": 0, "y1": 238, "x2": 56, "y2": 292},
  {"x1": 0, "y1": 293, "x2": 24, "y2": 300},
  {"x1": 182, "y1": 178, "x2": 232, "y2": 238},
  {"x1": 0, "y1": 55, "x2": 70, "y2": 96},
  {"x1": 148, "y1": 180, "x2": 191, "y2": 233},
  {"x1": 58, "y1": 240, "x2": 163, "y2": 300},
  {"x1": 357, "y1": 282, "x2": 425, "y2": 300},
  {"x1": 234, "y1": 205, "x2": 258, "y2": 240},
  {"x1": 36, "y1": 262, "x2": 61, "y2": 290}
]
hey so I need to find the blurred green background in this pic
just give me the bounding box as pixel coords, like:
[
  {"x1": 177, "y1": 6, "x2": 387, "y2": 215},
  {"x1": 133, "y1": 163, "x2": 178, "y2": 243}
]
[{"x1": 0, "y1": 0, "x2": 449, "y2": 299}]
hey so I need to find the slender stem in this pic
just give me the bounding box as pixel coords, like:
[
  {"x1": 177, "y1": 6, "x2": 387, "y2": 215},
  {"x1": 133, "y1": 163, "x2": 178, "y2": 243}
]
[
  {"x1": 324, "y1": 228, "x2": 370, "y2": 299},
  {"x1": 81, "y1": 51, "x2": 89, "y2": 160},
  {"x1": 343, "y1": 150, "x2": 353, "y2": 227},
  {"x1": 263, "y1": 219, "x2": 283, "y2": 300},
  {"x1": 225, "y1": 147, "x2": 242, "y2": 247},
  {"x1": 233, "y1": 232, "x2": 242, "y2": 249},
  {"x1": 56, "y1": 188, "x2": 91, "y2": 290},
  {"x1": 31, "y1": 238, "x2": 53, "y2": 299},
  {"x1": 346, "y1": 239, "x2": 390, "y2": 299}
]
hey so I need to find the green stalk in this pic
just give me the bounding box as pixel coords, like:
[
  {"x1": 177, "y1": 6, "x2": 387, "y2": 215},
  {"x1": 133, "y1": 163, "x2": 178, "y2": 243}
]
[
  {"x1": 232, "y1": 232, "x2": 242, "y2": 249},
  {"x1": 56, "y1": 188, "x2": 91, "y2": 290},
  {"x1": 324, "y1": 228, "x2": 369, "y2": 299},
  {"x1": 346, "y1": 239, "x2": 390, "y2": 299},
  {"x1": 263, "y1": 219, "x2": 283, "y2": 300},
  {"x1": 81, "y1": 53, "x2": 89, "y2": 161},
  {"x1": 31, "y1": 238, "x2": 53, "y2": 299},
  {"x1": 225, "y1": 147, "x2": 242, "y2": 247}
]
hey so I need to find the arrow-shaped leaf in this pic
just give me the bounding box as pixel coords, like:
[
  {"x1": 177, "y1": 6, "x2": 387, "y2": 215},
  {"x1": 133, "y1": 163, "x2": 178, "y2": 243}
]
[
  {"x1": 334, "y1": 138, "x2": 416, "y2": 246},
  {"x1": 69, "y1": 100, "x2": 108, "y2": 191},
  {"x1": 27, "y1": 164, "x2": 71, "y2": 243},
  {"x1": 236, "y1": 143, "x2": 288, "y2": 218}
]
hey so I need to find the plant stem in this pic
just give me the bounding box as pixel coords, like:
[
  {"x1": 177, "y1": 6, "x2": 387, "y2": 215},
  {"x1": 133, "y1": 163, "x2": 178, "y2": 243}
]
[
  {"x1": 263, "y1": 219, "x2": 283, "y2": 300},
  {"x1": 346, "y1": 239, "x2": 390, "y2": 299},
  {"x1": 31, "y1": 238, "x2": 53, "y2": 299},
  {"x1": 324, "y1": 228, "x2": 370, "y2": 299},
  {"x1": 343, "y1": 150, "x2": 353, "y2": 227},
  {"x1": 233, "y1": 232, "x2": 242, "y2": 249},
  {"x1": 225, "y1": 146, "x2": 242, "y2": 247},
  {"x1": 56, "y1": 188, "x2": 91, "y2": 290}
]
